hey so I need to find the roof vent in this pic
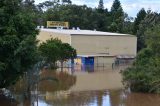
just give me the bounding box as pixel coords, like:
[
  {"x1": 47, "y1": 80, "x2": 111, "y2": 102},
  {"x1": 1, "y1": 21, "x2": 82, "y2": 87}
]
[
  {"x1": 77, "y1": 27, "x2": 80, "y2": 31},
  {"x1": 72, "y1": 27, "x2": 75, "y2": 30}
]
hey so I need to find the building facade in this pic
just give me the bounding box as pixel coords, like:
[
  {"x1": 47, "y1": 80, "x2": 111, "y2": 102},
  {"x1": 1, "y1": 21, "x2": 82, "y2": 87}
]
[{"x1": 37, "y1": 29, "x2": 137, "y2": 69}]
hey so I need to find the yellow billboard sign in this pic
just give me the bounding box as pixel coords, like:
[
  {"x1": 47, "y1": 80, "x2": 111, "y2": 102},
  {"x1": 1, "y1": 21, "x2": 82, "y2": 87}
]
[{"x1": 47, "y1": 21, "x2": 69, "y2": 28}]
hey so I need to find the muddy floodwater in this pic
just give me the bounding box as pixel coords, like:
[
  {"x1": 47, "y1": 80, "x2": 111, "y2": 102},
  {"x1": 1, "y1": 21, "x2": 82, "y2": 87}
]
[{"x1": 1, "y1": 66, "x2": 160, "y2": 106}]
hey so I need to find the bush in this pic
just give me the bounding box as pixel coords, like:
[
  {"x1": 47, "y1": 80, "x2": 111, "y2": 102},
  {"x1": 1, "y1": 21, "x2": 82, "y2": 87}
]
[{"x1": 122, "y1": 48, "x2": 160, "y2": 93}]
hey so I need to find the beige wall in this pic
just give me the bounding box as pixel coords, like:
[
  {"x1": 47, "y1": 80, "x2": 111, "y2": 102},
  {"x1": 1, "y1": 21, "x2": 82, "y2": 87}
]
[
  {"x1": 71, "y1": 35, "x2": 137, "y2": 56},
  {"x1": 94, "y1": 56, "x2": 115, "y2": 66},
  {"x1": 37, "y1": 31, "x2": 137, "y2": 56},
  {"x1": 37, "y1": 31, "x2": 71, "y2": 44}
]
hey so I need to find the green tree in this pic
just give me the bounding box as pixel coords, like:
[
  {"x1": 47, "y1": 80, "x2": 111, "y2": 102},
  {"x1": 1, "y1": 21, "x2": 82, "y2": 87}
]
[
  {"x1": 59, "y1": 43, "x2": 76, "y2": 71},
  {"x1": 144, "y1": 24, "x2": 160, "y2": 56},
  {"x1": 133, "y1": 8, "x2": 147, "y2": 52},
  {"x1": 39, "y1": 0, "x2": 134, "y2": 33},
  {"x1": 37, "y1": 1, "x2": 55, "y2": 10},
  {"x1": 43, "y1": 4, "x2": 110, "y2": 31},
  {"x1": 133, "y1": 8, "x2": 146, "y2": 34},
  {"x1": 133, "y1": 8, "x2": 147, "y2": 34},
  {"x1": 122, "y1": 24, "x2": 160, "y2": 93},
  {"x1": 136, "y1": 10, "x2": 159, "y2": 51},
  {"x1": 0, "y1": 0, "x2": 38, "y2": 88},
  {"x1": 97, "y1": 0, "x2": 104, "y2": 13},
  {"x1": 109, "y1": 0, "x2": 124, "y2": 32},
  {"x1": 122, "y1": 13, "x2": 134, "y2": 34},
  {"x1": 44, "y1": 5, "x2": 92, "y2": 29},
  {"x1": 62, "y1": 0, "x2": 72, "y2": 4},
  {"x1": 39, "y1": 38, "x2": 62, "y2": 69},
  {"x1": 38, "y1": 38, "x2": 77, "y2": 70}
]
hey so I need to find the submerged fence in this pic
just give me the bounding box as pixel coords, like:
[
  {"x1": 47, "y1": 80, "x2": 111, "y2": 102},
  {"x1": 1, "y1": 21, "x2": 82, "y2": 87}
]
[{"x1": 56, "y1": 62, "x2": 132, "y2": 73}]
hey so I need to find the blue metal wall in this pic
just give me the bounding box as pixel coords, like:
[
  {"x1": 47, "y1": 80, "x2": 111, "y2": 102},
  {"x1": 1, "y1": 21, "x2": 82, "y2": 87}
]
[{"x1": 81, "y1": 57, "x2": 94, "y2": 65}]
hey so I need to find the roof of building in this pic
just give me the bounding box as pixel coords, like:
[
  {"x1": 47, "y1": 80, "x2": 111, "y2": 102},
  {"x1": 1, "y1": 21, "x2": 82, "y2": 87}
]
[
  {"x1": 77, "y1": 54, "x2": 115, "y2": 57},
  {"x1": 40, "y1": 28, "x2": 134, "y2": 36},
  {"x1": 77, "y1": 54, "x2": 136, "y2": 58}
]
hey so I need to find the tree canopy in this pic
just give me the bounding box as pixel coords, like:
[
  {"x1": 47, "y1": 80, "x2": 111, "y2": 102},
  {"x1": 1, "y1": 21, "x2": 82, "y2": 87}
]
[
  {"x1": 38, "y1": 38, "x2": 61, "y2": 69},
  {"x1": 109, "y1": 0, "x2": 124, "y2": 32},
  {"x1": 122, "y1": 13, "x2": 160, "y2": 93},
  {"x1": 133, "y1": 8, "x2": 147, "y2": 35},
  {"x1": 0, "y1": 0, "x2": 38, "y2": 88},
  {"x1": 98, "y1": 0, "x2": 104, "y2": 13},
  {"x1": 38, "y1": 38, "x2": 77, "y2": 69}
]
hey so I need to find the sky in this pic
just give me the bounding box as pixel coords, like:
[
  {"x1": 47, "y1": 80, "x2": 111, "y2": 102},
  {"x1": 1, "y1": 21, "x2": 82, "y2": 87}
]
[{"x1": 34, "y1": 0, "x2": 160, "y2": 17}]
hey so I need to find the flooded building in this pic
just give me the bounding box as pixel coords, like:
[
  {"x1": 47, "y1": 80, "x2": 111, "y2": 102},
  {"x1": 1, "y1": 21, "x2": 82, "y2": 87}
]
[{"x1": 37, "y1": 28, "x2": 137, "y2": 67}]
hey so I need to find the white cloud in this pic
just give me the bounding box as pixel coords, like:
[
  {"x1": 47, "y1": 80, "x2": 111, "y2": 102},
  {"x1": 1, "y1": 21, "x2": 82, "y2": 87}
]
[
  {"x1": 121, "y1": 1, "x2": 160, "y2": 17},
  {"x1": 34, "y1": 0, "x2": 160, "y2": 17},
  {"x1": 35, "y1": 0, "x2": 47, "y2": 4}
]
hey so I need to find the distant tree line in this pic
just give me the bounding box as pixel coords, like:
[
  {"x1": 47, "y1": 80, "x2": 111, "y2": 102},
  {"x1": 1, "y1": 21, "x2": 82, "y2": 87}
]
[{"x1": 36, "y1": 0, "x2": 131, "y2": 33}]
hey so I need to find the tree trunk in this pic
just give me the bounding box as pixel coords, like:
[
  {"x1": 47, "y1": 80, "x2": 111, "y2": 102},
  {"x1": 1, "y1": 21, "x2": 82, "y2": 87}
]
[{"x1": 60, "y1": 60, "x2": 64, "y2": 72}]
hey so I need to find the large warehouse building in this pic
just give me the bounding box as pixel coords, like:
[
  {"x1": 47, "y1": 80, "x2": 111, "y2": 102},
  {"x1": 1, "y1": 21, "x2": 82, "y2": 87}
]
[{"x1": 37, "y1": 28, "x2": 137, "y2": 68}]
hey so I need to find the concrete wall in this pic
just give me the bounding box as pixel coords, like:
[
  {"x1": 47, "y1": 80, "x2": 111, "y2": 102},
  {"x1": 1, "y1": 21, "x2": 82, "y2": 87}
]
[
  {"x1": 71, "y1": 35, "x2": 137, "y2": 56},
  {"x1": 37, "y1": 31, "x2": 71, "y2": 44}
]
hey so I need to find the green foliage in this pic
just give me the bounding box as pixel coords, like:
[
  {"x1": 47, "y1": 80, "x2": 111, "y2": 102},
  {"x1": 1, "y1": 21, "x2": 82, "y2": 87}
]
[
  {"x1": 145, "y1": 24, "x2": 160, "y2": 55},
  {"x1": 37, "y1": 1, "x2": 56, "y2": 10},
  {"x1": 39, "y1": 38, "x2": 61, "y2": 68},
  {"x1": 38, "y1": 38, "x2": 77, "y2": 69},
  {"x1": 44, "y1": 5, "x2": 103, "y2": 30},
  {"x1": 37, "y1": 0, "x2": 72, "y2": 11},
  {"x1": 98, "y1": 0, "x2": 104, "y2": 12},
  {"x1": 59, "y1": 43, "x2": 77, "y2": 61},
  {"x1": 122, "y1": 13, "x2": 134, "y2": 34},
  {"x1": 109, "y1": 0, "x2": 124, "y2": 32},
  {"x1": 122, "y1": 24, "x2": 160, "y2": 93},
  {"x1": 0, "y1": 0, "x2": 38, "y2": 88},
  {"x1": 133, "y1": 8, "x2": 146, "y2": 34},
  {"x1": 111, "y1": 0, "x2": 122, "y2": 12},
  {"x1": 135, "y1": 10, "x2": 160, "y2": 51},
  {"x1": 62, "y1": 0, "x2": 72, "y2": 4},
  {"x1": 133, "y1": 8, "x2": 147, "y2": 51}
]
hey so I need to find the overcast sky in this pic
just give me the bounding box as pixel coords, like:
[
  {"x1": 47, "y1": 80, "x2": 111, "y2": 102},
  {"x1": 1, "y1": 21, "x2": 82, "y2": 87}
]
[{"x1": 35, "y1": 0, "x2": 160, "y2": 17}]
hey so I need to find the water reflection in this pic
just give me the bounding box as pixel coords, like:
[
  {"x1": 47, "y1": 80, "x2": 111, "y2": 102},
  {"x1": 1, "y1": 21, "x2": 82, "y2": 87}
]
[
  {"x1": 1, "y1": 67, "x2": 160, "y2": 106},
  {"x1": 34, "y1": 90, "x2": 111, "y2": 106},
  {"x1": 38, "y1": 70, "x2": 76, "y2": 91},
  {"x1": 125, "y1": 92, "x2": 160, "y2": 106},
  {"x1": 1, "y1": 86, "x2": 160, "y2": 106},
  {"x1": 12, "y1": 70, "x2": 76, "y2": 106}
]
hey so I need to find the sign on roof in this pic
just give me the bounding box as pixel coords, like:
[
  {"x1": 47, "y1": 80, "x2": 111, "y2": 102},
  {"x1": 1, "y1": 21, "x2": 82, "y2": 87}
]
[{"x1": 47, "y1": 21, "x2": 69, "y2": 28}]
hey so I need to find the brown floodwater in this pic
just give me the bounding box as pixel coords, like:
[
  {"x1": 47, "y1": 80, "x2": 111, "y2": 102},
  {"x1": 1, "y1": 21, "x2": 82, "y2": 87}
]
[{"x1": 1, "y1": 66, "x2": 160, "y2": 106}]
